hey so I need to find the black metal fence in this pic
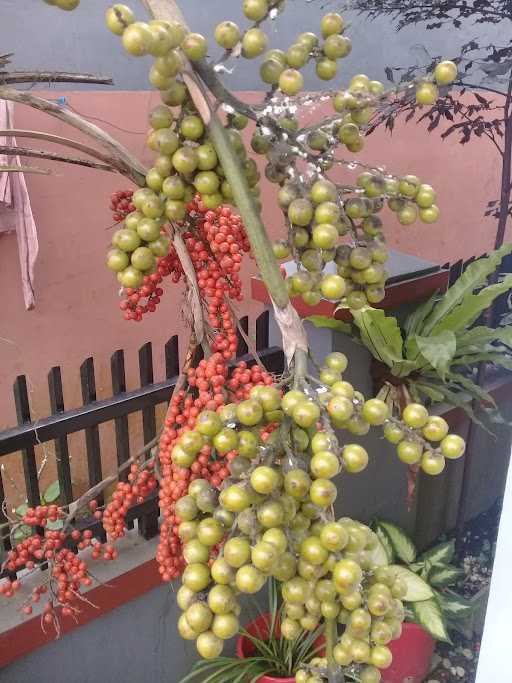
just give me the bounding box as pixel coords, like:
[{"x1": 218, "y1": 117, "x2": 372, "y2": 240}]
[{"x1": 0, "y1": 311, "x2": 284, "y2": 572}]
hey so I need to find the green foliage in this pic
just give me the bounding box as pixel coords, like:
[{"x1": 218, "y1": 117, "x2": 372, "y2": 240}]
[
  {"x1": 374, "y1": 521, "x2": 473, "y2": 641},
  {"x1": 308, "y1": 247, "x2": 512, "y2": 415}
]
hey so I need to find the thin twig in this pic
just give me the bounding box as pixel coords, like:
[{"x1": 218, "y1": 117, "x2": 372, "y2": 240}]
[{"x1": 1, "y1": 72, "x2": 113, "y2": 86}]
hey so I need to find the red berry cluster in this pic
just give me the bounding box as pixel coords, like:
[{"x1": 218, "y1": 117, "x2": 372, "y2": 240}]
[
  {"x1": 156, "y1": 355, "x2": 275, "y2": 582},
  {"x1": 110, "y1": 190, "x2": 135, "y2": 223},
  {"x1": 101, "y1": 462, "x2": 157, "y2": 540}
]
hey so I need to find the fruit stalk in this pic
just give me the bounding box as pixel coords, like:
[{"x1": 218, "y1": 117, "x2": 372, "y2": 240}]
[{"x1": 325, "y1": 617, "x2": 344, "y2": 683}]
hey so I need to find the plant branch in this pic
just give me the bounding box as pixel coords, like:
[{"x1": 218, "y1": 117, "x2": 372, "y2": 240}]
[
  {"x1": 0, "y1": 129, "x2": 137, "y2": 171},
  {"x1": 0, "y1": 86, "x2": 147, "y2": 185},
  {"x1": 0, "y1": 145, "x2": 117, "y2": 172},
  {"x1": 0, "y1": 164, "x2": 50, "y2": 174},
  {"x1": 1, "y1": 72, "x2": 113, "y2": 86}
]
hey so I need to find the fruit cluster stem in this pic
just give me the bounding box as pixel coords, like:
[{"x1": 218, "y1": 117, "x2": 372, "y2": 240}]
[{"x1": 325, "y1": 618, "x2": 344, "y2": 683}]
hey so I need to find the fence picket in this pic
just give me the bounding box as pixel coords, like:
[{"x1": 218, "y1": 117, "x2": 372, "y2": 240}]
[
  {"x1": 111, "y1": 350, "x2": 130, "y2": 483},
  {"x1": 13, "y1": 376, "x2": 40, "y2": 509},
  {"x1": 48, "y1": 367, "x2": 73, "y2": 505},
  {"x1": 165, "y1": 336, "x2": 179, "y2": 379},
  {"x1": 80, "y1": 358, "x2": 103, "y2": 507},
  {"x1": 236, "y1": 316, "x2": 249, "y2": 357},
  {"x1": 256, "y1": 310, "x2": 270, "y2": 351},
  {"x1": 139, "y1": 343, "x2": 157, "y2": 444}
]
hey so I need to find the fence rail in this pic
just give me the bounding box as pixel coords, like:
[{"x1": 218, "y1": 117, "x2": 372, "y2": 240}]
[{"x1": 0, "y1": 311, "x2": 285, "y2": 571}]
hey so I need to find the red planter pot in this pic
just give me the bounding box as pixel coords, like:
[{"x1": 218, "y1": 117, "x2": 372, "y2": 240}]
[
  {"x1": 236, "y1": 613, "x2": 325, "y2": 683},
  {"x1": 383, "y1": 622, "x2": 435, "y2": 683}
]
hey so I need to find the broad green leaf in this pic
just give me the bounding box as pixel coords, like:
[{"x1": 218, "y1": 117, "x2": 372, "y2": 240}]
[
  {"x1": 305, "y1": 315, "x2": 354, "y2": 335},
  {"x1": 390, "y1": 359, "x2": 420, "y2": 378},
  {"x1": 390, "y1": 565, "x2": 434, "y2": 601},
  {"x1": 420, "y1": 243, "x2": 512, "y2": 336},
  {"x1": 455, "y1": 325, "x2": 512, "y2": 354},
  {"x1": 416, "y1": 381, "x2": 491, "y2": 432},
  {"x1": 432, "y1": 274, "x2": 512, "y2": 335},
  {"x1": 351, "y1": 308, "x2": 404, "y2": 368},
  {"x1": 43, "y1": 480, "x2": 60, "y2": 504},
  {"x1": 46, "y1": 519, "x2": 64, "y2": 531},
  {"x1": 368, "y1": 536, "x2": 390, "y2": 567},
  {"x1": 375, "y1": 520, "x2": 417, "y2": 563},
  {"x1": 428, "y1": 564, "x2": 465, "y2": 588},
  {"x1": 414, "y1": 331, "x2": 457, "y2": 380},
  {"x1": 435, "y1": 590, "x2": 474, "y2": 619},
  {"x1": 404, "y1": 292, "x2": 438, "y2": 337},
  {"x1": 412, "y1": 597, "x2": 451, "y2": 642},
  {"x1": 13, "y1": 524, "x2": 32, "y2": 542},
  {"x1": 15, "y1": 503, "x2": 28, "y2": 518},
  {"x1": 454, "y1": 352, "x2": 512, "y2": 371},
  {"x1": 419, "y1": 540, "x2": 455, "y2": 566},
  {"x1": 373, "y1": 524, "x2": 394, "y2": 563}
]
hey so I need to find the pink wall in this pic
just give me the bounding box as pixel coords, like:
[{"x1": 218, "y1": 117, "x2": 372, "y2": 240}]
[{"x1": 0, "y1": 89, "x2": 505, "y2": 505}]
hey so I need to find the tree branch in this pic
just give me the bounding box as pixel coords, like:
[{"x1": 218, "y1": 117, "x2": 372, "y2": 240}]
[
  {"x1": 0, "y1": 164, "x2": 50, "y2": 175},
  {"x1": 0, "y1": 145, "x2": 117, "y2": 172},
  {"x1": 0, "y1": 86, "x2": 147, "y2": 185},
  {"x1": 1, "y1": 71, "x2": 113, "y2": 86}
]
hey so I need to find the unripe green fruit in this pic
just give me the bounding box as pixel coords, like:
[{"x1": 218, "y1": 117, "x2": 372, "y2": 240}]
[
  {"x1": 311, "y1": 451, "x2": 340, "y2": 479},
  {"x1": 286, "y1": 44, "x2": 309, "y2": 68},
  {"x1": 182, "y1": 32, "x2": 208, "y2": 60},
  {"x1": 183, "y1": 563, "x2": 211, "y2": 592},
  {"x1": 301, "y1": 536, "x2": 329, "y2": 565},
  {"x1": 161, "y1": 80, "x2": 188, "y2": 106},
  {"x1": 342, "y1": 444, "x2": 369, "y2": 473},
  {"x1": 243, "y1": 28, "x2": 268, "y2": 59},
  {"x1": 214, "y1": 21, "x2": 241, "y2": 49},
  {"x1": 327, "y1": 395, "x2": 354, "y2": 422},
  {"x1": 236, "y1": 398, "x2": 264, "y2": 426},
  {"x1": 419, "y1": 205, "x2": 440, "y2": 223},
  {"x1": 250, "y1": 466, "x2": 280, "y2": 494},
  {"x1": 421, "y1": 451, "x2": 446, "y2": 475},
  {"x1": 292, "y1": 400, "x2": 320, "y2": 428},
  {"x1": 154, "y1": 51, "x2": 180, "y2": 77},
  {"x1": 105, "y1": 4, "x2": 135, "y2": 35},
  {"x1": 402, "y1": 403, "x2": 429, "y2": 428},
  {"x1": 197, "y1": 517, "x2": 224, "y2": 546},
  {"x1": 312, "y1": 223, "x2": 338, "y2": 249},
  {"x1": 434, "y1": 60, "x2": 458, "y2": 85},
  {"x1": 320, "y1": 522, "x2": 348, "y2": 551},
  {"x1": 383, "y1": 422, "x2": 404, "y2": 444},
  {"x1": 440, "y1": 434, "x2": 465, "y2": 459},
  {"x1": 285, "y1": 469, "x2": 312, "y2": 500},
  {"x1": 321, "y1": 274, "x2": 346, "y2": 300},
  {"x1": 208, "y1": 584, "x2": 236, "y2": 615},
  {"x1": 316, "y1": 58, "x2": 337, "y2": 80},
  {"x1": 212, "y1": 613, "x2": 239, "y2": 640},
  {"x1": 288, "y1": 198, "x2": 314, "y2": 226},
  {"x1": 422, "y1": 415, "x2": 449, "y2": 441},
  {"x1": 196, "y1": 631, "x2": 224, "y2": 659},
  {"x1": 309, "y1": 478, "x2": 337, "y2": 507},
  {"x1": 415, "y1": 81, "x2": 439, "y2": 105},
  {"x1": 279, "y1": 68, "x2": 304, "y2": 95},
  {"x1": 122, "y1": 22, "x2": 154, "y2": 56},
  {"x1": 396, "y1": 440, "x2": 423, "y2": 465},
  {"x1": 323, "y1": 34, "x2": 352, "y2": 59},
  {"x1": 362, "y1": 398, "x2": 389, "y2": 425},
  {"x1": 321, "y1": 12, "x2": 344, "y2": 37},
  {"x1": 236, "y1": 565, "x2": 265, "y2": 594},
  {"x1": 243, "y1": 0, "x2": 268, "y2": 21},
  {"x1": 148, "y1": 65, "x2": 172, "y2": 91},
  {"x1": 106, "y1": 249, "x2": 129, "y2": 273},
  {"x1": 370, "y1": 645, "x2": 393, "y2": 669}
]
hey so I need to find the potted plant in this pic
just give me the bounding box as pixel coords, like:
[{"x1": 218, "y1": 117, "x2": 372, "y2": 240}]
[
  {"x1": 373, "y1": 520, "x2": 473, "y2": 683},
  {"x1": 307, "y1": 244, "x2": 512, "y2": 423},
  {"x1": 179, "y1": 580, "x2": 325, "y2": 683}
]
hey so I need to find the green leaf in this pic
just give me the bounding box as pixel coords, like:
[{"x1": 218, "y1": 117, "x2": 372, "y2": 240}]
[
  {"x1": 412, "y1": 597, "x2": 451, "y2": 642},
  {"x1": 428, "y1": 564, "x2": 465, "y2": 588},
  {"x1": 420, "y1": 243, "x2": 512, "y2": 336},
  {"x1": 413, "y1": 331, "x2": 457, "y2": 380},
  {"x1": 404, "y1": 292, "x2": 438, "y2": 337},
  {"x1": 368, "y1": 536, "x2": 391, "y2": 567},
  {"x1": 43, "y1": 480, "x2": 60, "y2": 504},
  {"x1": 305, "y1": 315, "x2": 354, "y2": 335},
  {"x1": 373, "y1": 524, "x2": 394, "y2": 563},
  {"x1": 46, "y1": 519, "x2": 64, "y2": 531},
  {"x1": 13, "y1": 524, "x2": 32, "y2": 543},
  {"x1": 413, "y1": 381, "x2": 446, "y2": 403},
  {"x1": 454, "y1": 352, "x2": 512, "y2": 371},
  {"x1": 351, "y1": 308, "x2": 404, "y2": 368},
  {"x1": 446, "y1": 371, "x2": 497, "y2": 408},
  {"x1": 15, "y1": 503, "x2": 28, "y2": 518},
  {"x1": 455, "y1": 325, "x2": 512, "y2": 354},
  {"x1": 390, "y1": 565, "x2": 434, "y2": 601},
  {"x1": 374, "y1": 520, "x2": 417, "y2": 563},
  {"x1": 419, "y1": 540, "x2": 455, "y2": 566},
  {"x1": 433, "y1": 274, "x2": 512, "y2": 335},
  {"x1": 435, "y1": 590, "x2": 474, "y2": 619}
]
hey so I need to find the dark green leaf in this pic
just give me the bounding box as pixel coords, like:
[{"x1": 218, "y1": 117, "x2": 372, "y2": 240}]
[
  {"x1": 375, "y1": 520, "x2": 416, "y2": 563},
  {"x1": 351, "y1": 308, "x2": 404, "y2": 367},
  {"x1": 428, "y1": 564, "x2": 465, "y2": 588},
  {"x1": 435, "y1": 590, "x2": 474, "y2": 619},
  {"x1": 413, "y1": 331, "x2": 457, "y2": 380},
  {"x1": 421, "y1": 244, "x2": 512, "y2": 336},
  {"x1": 305, "y1": 315, "x2": 354, "y2": 335},
  {"x1": 419, "y1": 540, "x2": 455, "y2": 566},
  {"x1": 404, "y1": 292, "x2": 438, "y2": 337},
  {"x1": 413, "y1": 381, "x2": 446, "y2": 402},
  {"x1": 446, "y1": 372, "x2": 496, "y2": 408},
  {"x1": 412, "y1": 597, "x2": 451, "y2": 642},
  {"x1": 433, "y1": 274, "x2": 512, "y2": 335}
]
